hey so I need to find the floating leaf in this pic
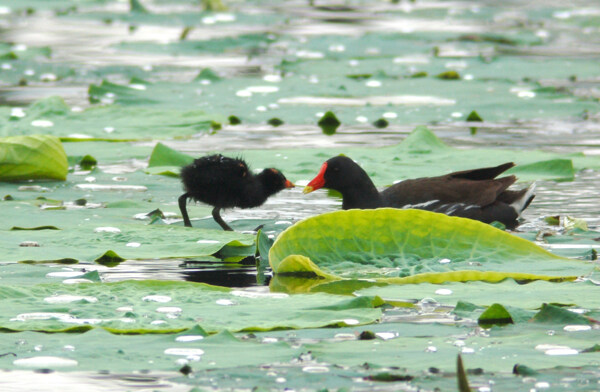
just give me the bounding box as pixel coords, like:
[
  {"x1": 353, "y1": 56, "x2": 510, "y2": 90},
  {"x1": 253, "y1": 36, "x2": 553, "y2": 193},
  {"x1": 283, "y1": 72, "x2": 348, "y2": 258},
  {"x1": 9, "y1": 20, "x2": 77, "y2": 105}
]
[
  {"x1": 318, "y1": 111, "x2": 341, "y2": 135},
  {"x1": 478, "y1": 303, "x2": 514, "y2": 327},
  {"x1": 0, "y1": 279, "x2": 382, "y2": 333},
  {"x1": 269, "y1": 209, "x2": 589, "y2": 289},
  {"x1": 436, "y1": 70, "x2": 460, "y2": 80},
  {"x1": 267, "y1": 117, "x2": 284, "y2": 127},
  {"x1": 477, "y1": 303, "x2": 534, "y2": 328},
  {"x1": 78, "y1": 154, "x2": 97, "y2": 170},
  {"x1": 564, "y1": 216, "x2": 588, "y2": 232},
  {"x1": 531, "y1": 303, "x2": 592, "y2": 325},
  {"x1": 372, "y1": 118, "x2": 389, "y2": 129},
  {"x1": 359, "y1": 279, "x2": 600, "y2": 310},
  {"x1": 513, "y1": 364, "x2": 539, "y2": 376},
  {"x1": 0, "y1": 134, "x2": 68, "y2": 181},
  {"x1": 0, "y1": 96, "x2": 217, "y2": 140},
  {"x1": 507, "y1": 159, "x2": 575, "y2": 182},
  {"x1": 458, "y1": 34, "x2": 518, "y2": 45},
  {"x1": 256, "y1": 229, "x2": 274, "y2": 285},
  {"x1": 466, "y1": 110, "x2": 484, "y2": 122},
  {"x1": 95, "y1": 250, "x2": 126, "y2": 267},
  {"x1": 147, "y1": 142, "x2": 194, "y2": 168},
  {"x1": 366, "y1": 372, "x2": 413, "y2": 382},
  {"x1": 130, "y1": 0, "x2": 149, "y2": 13},
  {"x1": 202, "y1": 0, "x2": 227, "y2": 11},
  {"x1": 10, "y1": 226, "x2": 60, "y2": 231},
  {"x1": 195, "y1": 68, "x2": 222, "y2": 81},
  {"x1": 228, "y1": 115, "x2": 241, "y2": 125},
  {"x1": 3, "y1": 217, "x2": 256, "y2": 264},
  {"x1": 257, "y1": 229, "x2": 273, "y2": 263},
  {"x1": 211, "y1": 121, "x2": 222, "y2": 131},
  {"x1": 89, "y1": 80, "x2": 157, "y2": 105},
  {"x1": 581, "y1": 344, "x2": 600, "y2": 353}
]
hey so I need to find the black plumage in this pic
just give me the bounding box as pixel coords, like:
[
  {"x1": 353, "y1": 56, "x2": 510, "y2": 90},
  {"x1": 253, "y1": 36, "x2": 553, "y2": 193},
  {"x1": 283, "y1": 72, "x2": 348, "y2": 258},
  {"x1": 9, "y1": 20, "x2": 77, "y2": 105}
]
[
  {"x1": 303, "y1": 156, "x2": 535, "y2": 229},
  {"x1": 179, "y1": 154, "x2": 294, "y2": 231}
]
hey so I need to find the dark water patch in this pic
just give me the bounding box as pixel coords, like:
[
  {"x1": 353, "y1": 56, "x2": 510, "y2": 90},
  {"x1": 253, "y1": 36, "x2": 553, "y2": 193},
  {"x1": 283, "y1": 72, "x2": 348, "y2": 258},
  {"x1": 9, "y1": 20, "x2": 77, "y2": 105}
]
[
  {"x1": 97, "y1": 257, "x2": 269, "y2": 287},
  {"x1": 182, "y1": 258, "x2": 270, "y2": 287}
]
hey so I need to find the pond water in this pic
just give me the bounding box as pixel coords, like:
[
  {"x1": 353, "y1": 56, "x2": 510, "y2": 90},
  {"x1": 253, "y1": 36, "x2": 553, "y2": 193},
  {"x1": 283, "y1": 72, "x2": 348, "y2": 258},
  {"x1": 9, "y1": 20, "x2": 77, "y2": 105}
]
[
  {"x1": 97, "y1": 119, "x2": 600, "y2": 286},
  {"x1": 1, "y1": 0, "x2": 600, "y2": 391}
]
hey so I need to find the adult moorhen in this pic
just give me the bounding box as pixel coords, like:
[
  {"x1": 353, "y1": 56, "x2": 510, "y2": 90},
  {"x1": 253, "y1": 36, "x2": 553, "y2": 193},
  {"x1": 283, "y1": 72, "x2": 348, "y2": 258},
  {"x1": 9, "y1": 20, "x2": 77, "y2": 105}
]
[
  {"x1": 179, "y1": 154, "x2": 294, "y2": 231},
  {"x1": 303, "y1": 156, "x2": 535, "y2": 229}
]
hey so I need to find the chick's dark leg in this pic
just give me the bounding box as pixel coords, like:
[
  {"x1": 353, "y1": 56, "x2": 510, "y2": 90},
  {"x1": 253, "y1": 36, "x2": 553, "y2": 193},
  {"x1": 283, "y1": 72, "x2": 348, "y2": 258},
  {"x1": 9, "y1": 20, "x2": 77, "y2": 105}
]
[
  {"x1": 212, "y1": 207, "x2": 233, "y2": 231},
  {"x1": 179, "y1": 193, "x2": 193, "y2": 227}
]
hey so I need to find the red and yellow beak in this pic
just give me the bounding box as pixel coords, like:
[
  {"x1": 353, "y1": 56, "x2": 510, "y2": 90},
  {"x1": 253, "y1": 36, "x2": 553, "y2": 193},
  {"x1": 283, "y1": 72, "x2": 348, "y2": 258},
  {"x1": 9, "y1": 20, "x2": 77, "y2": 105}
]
[
  {"x1": 303, "y1": 162, "x2": 327, "y2": 194},
  {"x1": 284, "y1": 179, "x2": 295, "y2": 189}
]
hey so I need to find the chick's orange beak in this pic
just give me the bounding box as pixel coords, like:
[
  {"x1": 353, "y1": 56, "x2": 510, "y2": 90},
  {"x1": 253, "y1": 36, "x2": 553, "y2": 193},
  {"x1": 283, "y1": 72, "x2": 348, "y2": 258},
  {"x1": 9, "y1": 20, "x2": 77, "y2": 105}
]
[
  {"x1": 284, "y1": 179, "x2": 295, "y2": 189},
  {"x1": 303, "y1": 162, "x2": 327, "y2": 194}
]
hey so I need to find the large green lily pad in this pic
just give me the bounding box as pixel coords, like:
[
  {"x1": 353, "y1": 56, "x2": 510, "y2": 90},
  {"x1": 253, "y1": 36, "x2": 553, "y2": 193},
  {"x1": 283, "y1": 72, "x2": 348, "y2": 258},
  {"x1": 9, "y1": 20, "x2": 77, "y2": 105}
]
[{"x1": 269, "y1": 209, "x2": 592, "y2": 286}]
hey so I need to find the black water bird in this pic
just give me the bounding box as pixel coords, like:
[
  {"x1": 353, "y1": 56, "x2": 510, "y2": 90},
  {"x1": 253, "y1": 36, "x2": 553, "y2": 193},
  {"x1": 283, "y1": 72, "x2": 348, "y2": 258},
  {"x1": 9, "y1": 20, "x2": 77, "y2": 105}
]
[
  {"x1": 179, "y1": 154, "x2": 294, "y2": 231},
  {"x1": 303, "y1": 156, "x2": 535, "y2": 229}
]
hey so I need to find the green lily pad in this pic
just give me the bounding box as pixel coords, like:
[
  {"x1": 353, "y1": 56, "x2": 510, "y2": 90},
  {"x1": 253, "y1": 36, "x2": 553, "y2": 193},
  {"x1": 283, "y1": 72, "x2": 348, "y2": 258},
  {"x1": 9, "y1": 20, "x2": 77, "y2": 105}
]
[
  {"x1": 0, "y1": 96, "x2": 217, "y2": 140},
  {"x1": 269, "y1": 209, "x2": 590, "y2": 288},
  {"x1": 0, "y1": 279, "x2": 382, "y2": 333},
  {"x1": 0, "y1": 134, "x2": 68, "y2": 181},
  {"x1": 2, "y1": 222, "x2": 255, "y2": 264},
  {"x1": 147, "y1": 142, "x2": 194, "y2": 168},
  {"x1": 318, "y1": 111, "x2": 341, "y2": 135},
  {"x1": 357, "y1": 278, "x2": 600, "y2": 310}
]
